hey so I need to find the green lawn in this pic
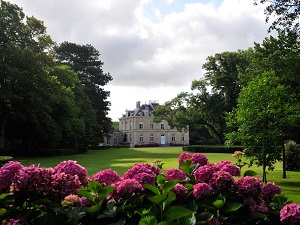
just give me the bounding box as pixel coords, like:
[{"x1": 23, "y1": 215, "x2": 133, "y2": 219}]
[{"x1": 13, "y1": 147, "x2": 300, "y2": 203}]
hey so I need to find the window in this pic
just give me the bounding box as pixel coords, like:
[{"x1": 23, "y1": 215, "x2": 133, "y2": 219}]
[
  {"x1": 139, "y1": 134, "x2": 144, "y2": 142},
  {"x1": 121, "y1": 122, "x2": 125, "y2": 130},
  {"x1": 161, "y1": 123, "x2": 165, "y2": 129},
  {"x1": 150, "y1": 123, "x2": 154, "y2": 129},
  {"x1": 181, "y1": 134, "x2": 185, "y2": 142},
  {"x1": 130, "y1": 121, "x2": 132, "y2": 129},
  {"x1": 107, "y1": 139, "x2": 111, "y2": 145},
  {"x1": 139, "y1": 122, "x2": 144, "y2": 129},
  {"x1": 172, "y1": 134, "x2": 176, "y2": 142},
  {"x1": 129, "y1": 134, "x2": 132, "y2": 143},
  {"x1": 114, "y1": 139, "x2": 118, "y2": 144},
  {"x1": 150, "y1": 134, "x2": 154, "y2": 142}
]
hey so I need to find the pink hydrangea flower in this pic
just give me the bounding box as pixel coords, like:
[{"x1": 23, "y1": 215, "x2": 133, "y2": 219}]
[
  {"x1": 172, "y1": 183, "x2": 187, "y2": 198},
  {"x1": 54, "y1": 160, "x2": 88, "y2": 184},
  {"x1": 206, "y1": 218, "x2": 221, "y2": 225},
  {"x1": 0, "y1": 161, "x2": 24, "y2": 190},
  {"x1": 132, "y1": 172, "x2": 156, "y2": 185},
  {"x1": 261, "y1": 182, "x2": 281, "y2": 199},
  {"x1": 193, "y1": 183, "x2": 212, "y2": 199},
  {"x1": 165, "y1": 168, "x2": 186, "y2": 181},
  {"x1": 88, "y1": 169, "x2": 121, "y2": 186},
  {"x1": 62, "y1": 194, "x2": 81, "y2": 206},
  {"x1": 2, "y1": 219, "x2": 22, "y2": 225},
  {"x1": 123, "y1": 163, "x2": 157, "y2": 179},
  {"x1": 178, "y1": 152, "x2": 192, "y2": 165},
  {"x1": 194, "y1": 165, "x2": 215, "y2": 183},
  {"x1": 13, "y1": 165, "x2": 54, "y2": 194},
  {"x1": 220, "y1": 163, "x2": 240, "y2": 177},
  {"x1": 191, "y1": 153, "x2": 208, "y2": 166},
  {"x1": 280, "y1": 203, "x2": 300, "y2": 225},
  {"x1": 214, "y1": 160, "x2": 231, "y2": 171},
  {"x1": 235, "y1": 176, "x2": 262, "y2": 197},
  {"x1": 51, "y1": 172, "x2": 81, "y2": 195},
  {"x1": 109, "y1": 179, "x2": 144, "y2": 200},
  {"x1": 209, "y1": 170, "x2": 234, "y2": 191}
]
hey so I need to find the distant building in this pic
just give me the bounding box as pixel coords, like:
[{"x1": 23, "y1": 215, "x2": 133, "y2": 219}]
[{"x1": 103, "y1": 101, "x2": 189, "y2": 147}]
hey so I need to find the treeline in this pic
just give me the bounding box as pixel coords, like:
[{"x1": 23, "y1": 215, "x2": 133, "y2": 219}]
[{"x1": 0, "y1": 1, "x2": 112, "y2": 149}]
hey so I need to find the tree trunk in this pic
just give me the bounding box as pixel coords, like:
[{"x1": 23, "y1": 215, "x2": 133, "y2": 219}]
[
  {"x1": 282, "y1": 141, "x2": 287, "y2": 178},
  {"x1": 262, "y1": 151, "x2": 267, "y2": 183},
  {"x1": 0, "y1": 113, "x2": 8, "y2": 148}
]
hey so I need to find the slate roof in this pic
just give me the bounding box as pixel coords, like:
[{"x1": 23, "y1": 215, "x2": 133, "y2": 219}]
[{"x1": 122, "y1": 101, "x2": 159, "y2": 118}]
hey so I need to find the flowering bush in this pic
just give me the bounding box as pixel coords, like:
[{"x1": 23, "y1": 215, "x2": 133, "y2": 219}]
[{"x1": 0, "y1": 153, "x2": 299, "y2": 225}]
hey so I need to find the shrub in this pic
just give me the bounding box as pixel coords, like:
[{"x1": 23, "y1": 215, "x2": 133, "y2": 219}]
[
  {"x1": 285, "y1": 140, "x2": 300, "y2": 171},
  {"x1": 0, "y1": 156, "x2": 13, "y2": 167},
  {"x1": 183, "y1": 145, "x2": 244, "y2": 153},
  {"x1": 0, "y1": 154, "x2": 298, "y2": 224}
]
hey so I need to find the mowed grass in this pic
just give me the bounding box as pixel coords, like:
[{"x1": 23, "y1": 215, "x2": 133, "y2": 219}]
[{"x1": 14, "y1": 147, "x2": 300, "y2": 203}]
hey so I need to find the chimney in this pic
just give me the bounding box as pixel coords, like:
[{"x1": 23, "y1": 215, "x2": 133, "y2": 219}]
[{"x1": 136, "y1": 101, "x2": 141, "y2": 109}]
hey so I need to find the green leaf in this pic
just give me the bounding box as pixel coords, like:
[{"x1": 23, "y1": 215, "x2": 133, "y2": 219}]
[
  {"x1": 224, "y1": 202, "x2": 243, "y2": 213},
  {"x1": 157, "y1": 222, "x2": 176, "y2": 225},
  {"x1": 166, "y1": 206, "x2": 194, "y2": 221},
  {"x1": 67, "y1": 206, "x2": 86, "y2": 223},
  {"x1": 179, "y1": 214, "x2": 196, "y2": 225},
  {"x1": 157, "y1": 174, "x2": 166, "y2": 187},
  {"x1": 0, "y1": 208, "x2": 7, "y2": 217},
  {"x1": 139, "y1": 216, "x2": 157, "y2": 225},
  {"x1": 88, "y1": 180, "x2": 103, "y2": 193},
  {"x1": 109, "y1": 218, "x2": 126, "y2": 225},
  {"x1": 77, "y1": 190, "x2": 95, "y2": 203},
  {"x1": 163, "y1": 180, "x2": 178, "y2": 193},
  {"x1": 212, "y1": 199, "x2": 224, "y2": 209},
  {"x1": 148, "y1": 193, "x2": 167, "y2": 205},
  {"x1": 86, "y1": 204, "x2": 102, "y2": 213},
  {"x1": 163, "y1": 192, "x2": 176, "y2": 210},
  {"x1": 144, "y1": 184, "x2": 161, "y2": 195},
  {"x1": 0, "y1": 193, "x2": 9, "y2": 200},
  {"x1": 98, "y1": 186, "x2": 116, "y2": 199},
  {"x1": 243, "y1": 170, "x2": 258, "y2": 177},
  {"x1": 195, "y1": 212, "x2": 214, "y2": 223}
]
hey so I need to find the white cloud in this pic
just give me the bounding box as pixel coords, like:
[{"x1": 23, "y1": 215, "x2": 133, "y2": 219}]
[{"x1": 8, "y1": 0, "x2": 269, "y2": 120}]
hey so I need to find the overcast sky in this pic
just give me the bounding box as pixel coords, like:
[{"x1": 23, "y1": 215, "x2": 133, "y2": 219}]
[{"x1": 8, "y1": 0, "x2": 270, "y2": 121}]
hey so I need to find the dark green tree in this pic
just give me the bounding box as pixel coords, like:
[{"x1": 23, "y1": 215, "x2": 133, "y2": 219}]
[
  {"x1": 226, "y1": 72, "x2": 300, "y2": 183},
  {"x1": 0, "y1": 1, "x2": 57, "y2": 148},
  {"x1": 254, "y1": 0, "x2": 300, "y2": 34},
  {"x1": 54, "y1": 42, "x2": 113, "y2": 143}
]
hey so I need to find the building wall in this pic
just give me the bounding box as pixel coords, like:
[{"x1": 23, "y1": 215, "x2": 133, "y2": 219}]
[{"x1": 119, "y1": 116, "x2": 189, "y2": 147}]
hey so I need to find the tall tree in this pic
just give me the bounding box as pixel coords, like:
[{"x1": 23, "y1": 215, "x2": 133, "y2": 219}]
[
  {"x1": 254, "y1": 0, "x2": 300, "y2": 34},
  {"x1": 226, "y1": 72, "x2": 300, "y2": 183},
  {"x1": 0, "y1": 1, "x2": 56, "y2": 148},
  {"x1": 54, "y1": 42, "x2": 113, "y2": 143}
]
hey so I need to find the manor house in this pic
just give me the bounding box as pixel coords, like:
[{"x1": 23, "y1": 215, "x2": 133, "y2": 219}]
[{"x1": 104, "y1": 101, "x2": 189, "y2": 147}]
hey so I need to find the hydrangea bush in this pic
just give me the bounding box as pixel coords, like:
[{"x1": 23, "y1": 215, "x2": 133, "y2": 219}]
[{"x1": 0, "y1": 154, "x2": 299, "y2": 225}]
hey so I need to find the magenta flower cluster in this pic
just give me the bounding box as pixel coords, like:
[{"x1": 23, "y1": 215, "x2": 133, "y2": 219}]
[
  {"x1": 235, "y1": 176, "x2": 262, "y2": 197},
  {"x1": 172, "y1": 183, "x2": 187, "y2": 198},
  {"x1": 193, "y1": 183, "x2": 212, "y2": 199},
  {"x1": 109, "y1": 178, "x2": 144, "y2": 200},
  {"x1": 88, "y1": 169, "x2": 121, "y2": 185},
  {"x1": 261, "y1": 182, "x2": 281, "y2": 199},
  {"x1": 280, "y1": 203, "x2": 300, "y2": 225},
  {"x1": 178, "y1": 152, "x2": 192, "y2": 164},
  {"x1": 191, "y1": 153, "x2": 208, "y2": 166},
  {"x1": 194, "y1": 165, "x2": 215, "y2": 183},
  {"x1": 165, "y1": 168, "x2": 186, "y2": 181}
]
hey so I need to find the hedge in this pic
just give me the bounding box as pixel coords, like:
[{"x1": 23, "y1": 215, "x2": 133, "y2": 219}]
[{"x1": 182, "y1": 145, "x2": 244, "y2": 153}]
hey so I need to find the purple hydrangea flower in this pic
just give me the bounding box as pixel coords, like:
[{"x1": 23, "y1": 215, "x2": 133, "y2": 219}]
[
  {"x1": 280, "y1": 203, "x2": 300, "y2": 225},
  {"x1": 13, "y1": 165, "x2": 54, "y2": 194},
  {"x1": 191, "y1": 153, "x2": 208, "y2": 166},
  {"x1": 54, "y1": 160, "x2": 88, "y2": 184},
  {"x1": 132, "y1": 172, "x2": 156, "y2": 185},
  {"x1": 214, "y1": 160, "x2": 231, "y2": 171},
  {"x1": 2, "y1": 219, "x2": 22, "y2": 225},
  {"x1": 206, "y1": 218, "x2": 221, "y2": 225},
  {"x1": 88, "y1": 169, "x2": 121, "y2": 186},
  {"x1": 172, "y1": 183, "x2": 187, "y2": 198},
  {"x1": 209, "y1": 170, "x2": 234, "y2": 191},
  {"x1": 123, "y1": 163, "x2": 157, "y2": 179},
  {"x1": 0, "y1": 161, "x2": 24, "y2": 190},
  {"x1": 220, "y1": 163, "x2": 240, "y2": 177},
  {"x1": 109, "y1": 178, "x2": 144, "y2": 200},
  {"x1": 178, "y1": 152, "x2": 192, "y2": 165},
  {"x1": 261, "y1": 182, "x2": 281, "y2": 199},
  {"x1": 194, "y1": 165, "x2": 215, "y2": 183},
  {"x1": 165, "y1": 168, "x2": 186, "y2": 181},
  {"x1": 51, "y1": 172, "x2": 81, "y2": 195},
  {"x1": 246, "y1": 198, "x2": 268, "y2": 214},
  {"x1": 235, "y1": 176, "x2": 262, "y2": 197},
  {"x1": 193, "y1": 183, "x2": 212, "y2": 199}
]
